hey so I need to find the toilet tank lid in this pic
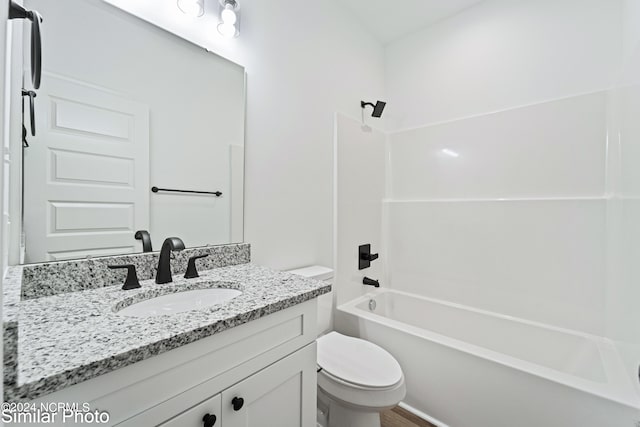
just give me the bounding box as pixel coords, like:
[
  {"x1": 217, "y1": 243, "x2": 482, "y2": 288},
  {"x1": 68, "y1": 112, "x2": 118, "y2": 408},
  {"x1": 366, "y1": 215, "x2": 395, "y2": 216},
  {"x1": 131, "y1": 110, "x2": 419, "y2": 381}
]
[{"x1": 287, "y1": 265, "x2": 333, "y2": 281}]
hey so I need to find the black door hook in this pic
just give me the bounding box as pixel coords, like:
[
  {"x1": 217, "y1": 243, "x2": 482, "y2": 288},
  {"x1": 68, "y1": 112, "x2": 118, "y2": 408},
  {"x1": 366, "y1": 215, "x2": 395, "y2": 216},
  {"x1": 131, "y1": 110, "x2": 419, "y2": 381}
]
[
  {"x1": 9, "y1": 1, "x2": 43, "y2": 89},
  {"x1": 22, "y1": 90, "x2": 36, "y2": 137}
]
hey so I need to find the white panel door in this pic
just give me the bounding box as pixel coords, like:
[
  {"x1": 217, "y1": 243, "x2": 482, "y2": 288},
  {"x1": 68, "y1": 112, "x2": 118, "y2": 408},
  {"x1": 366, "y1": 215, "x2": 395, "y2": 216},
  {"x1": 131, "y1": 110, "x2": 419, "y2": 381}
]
[
  {"x1": 24, "y1": 73, "x2": 149, "y2": 262},
  {"x1": 222, "y1": 343, "x2": 317, "y2": 427}
]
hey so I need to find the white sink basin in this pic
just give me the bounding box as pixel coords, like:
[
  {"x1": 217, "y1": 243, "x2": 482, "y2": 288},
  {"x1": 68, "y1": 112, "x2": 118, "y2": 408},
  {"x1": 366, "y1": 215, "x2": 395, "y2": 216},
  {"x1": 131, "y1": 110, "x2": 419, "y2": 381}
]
[{"x1": 117, "y1": 288, "x2": 242, "y2": 317}]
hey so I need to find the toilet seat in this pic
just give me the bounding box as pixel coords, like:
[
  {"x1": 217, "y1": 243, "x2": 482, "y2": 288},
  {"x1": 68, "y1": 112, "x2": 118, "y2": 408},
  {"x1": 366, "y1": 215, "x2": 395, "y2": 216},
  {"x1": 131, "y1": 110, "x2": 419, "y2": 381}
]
[
  {"x1": 317, "y1": 332, "x2": 403, "y2": 389},
  {"x1": 316, "y1": 332, "x2": 406, "y2": 411}
]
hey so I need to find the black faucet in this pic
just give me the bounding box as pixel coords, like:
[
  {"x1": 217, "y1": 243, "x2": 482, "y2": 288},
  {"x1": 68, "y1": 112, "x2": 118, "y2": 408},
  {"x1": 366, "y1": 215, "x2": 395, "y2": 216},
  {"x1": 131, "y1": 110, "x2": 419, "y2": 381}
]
[
  {"x1": 135, "y1": 230, "x2": 153, "y2": 252},
  {"x1": 363, "y1": 277, "x2": 380, "y2": 287},
  {"x1": 156, "y1": 237, "x2": 185, "y2": 284}
]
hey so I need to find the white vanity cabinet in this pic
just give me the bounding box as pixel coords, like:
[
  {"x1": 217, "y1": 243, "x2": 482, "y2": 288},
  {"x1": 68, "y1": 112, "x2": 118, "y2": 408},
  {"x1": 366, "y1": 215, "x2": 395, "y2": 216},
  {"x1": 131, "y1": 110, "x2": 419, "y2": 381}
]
[
  {"x1": 160, "y1": 394, "x2": 221, "y2": 427},
  {"x1": 220, "y1": 344, "x2": 316, "y2": 427},
  {"x1": 30, "y1": 299, "x2": 319, "y2": 427},
  {"x1": 159, "y1": 344, "x2": 316, "y2": 427}
]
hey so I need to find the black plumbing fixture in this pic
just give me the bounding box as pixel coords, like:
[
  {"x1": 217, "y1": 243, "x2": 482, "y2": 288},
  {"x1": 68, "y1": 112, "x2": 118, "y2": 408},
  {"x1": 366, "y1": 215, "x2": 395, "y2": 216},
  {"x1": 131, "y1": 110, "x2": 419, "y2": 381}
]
[
  {"x1": 135, "y1": 230, "x2": 153, "y2": 252},
  {"x1": 363, "y1": 277, "x2": 380, "y2": 287},
  {"x1": 9, "y1": 1, "x2": 42, "y2": 89},
  {"x1": 184, "y1": 254, "x2": 209, "y2": 279},
  {"x1": 108, "y1": 264, "x2": 141, "y2": 290},
  {"x1": 359, "y1": 244, "x2": 379, "y2": 270},
  {"x1": 156, "y1": 237, "x2": 185, "y2": 284},
  {"x1": 361, "y1": 100, "x2": 386, "y2": 118}
]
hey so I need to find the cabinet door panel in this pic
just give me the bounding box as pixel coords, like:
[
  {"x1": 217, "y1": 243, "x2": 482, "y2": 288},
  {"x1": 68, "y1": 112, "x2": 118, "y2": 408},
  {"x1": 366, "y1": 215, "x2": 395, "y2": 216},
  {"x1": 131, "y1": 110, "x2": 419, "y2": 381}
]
[
  {"x1": 160, "y1": 393, "x2": 221, "y2": 427},
  {"x1": 222, "y1": 343, "x2": 316, "y2": 427}
]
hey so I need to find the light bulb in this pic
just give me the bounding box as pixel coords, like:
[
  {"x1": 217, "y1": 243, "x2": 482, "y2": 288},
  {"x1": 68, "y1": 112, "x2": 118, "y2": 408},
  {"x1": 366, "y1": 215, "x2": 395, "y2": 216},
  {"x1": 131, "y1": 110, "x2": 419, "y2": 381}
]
[
  {"x1": 217, "y1": 22, "x2": 236, "y2": 38},
  {"x1": 177, "y1": 0, "x2": 204, "y2": 17},
  {"x1": 221, "y1": 4, "x2": 237, "y2": 24}
]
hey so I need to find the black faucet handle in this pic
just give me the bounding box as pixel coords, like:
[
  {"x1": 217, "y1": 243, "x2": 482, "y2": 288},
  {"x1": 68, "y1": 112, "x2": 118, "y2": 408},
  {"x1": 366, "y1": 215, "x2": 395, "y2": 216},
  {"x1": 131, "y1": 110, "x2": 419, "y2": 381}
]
[
  {"x1": 359, "y1": 244, "x2": 380, "y2": 270},
  {"x1": 363, "y1": 253, "x2": 379, "y2": 261},
  {"x1": 108, "y1": 264, "x2": 141, "y2": 290},
  {"x1": 185, "y1": 254, "x2": 209, "y2": 279}
]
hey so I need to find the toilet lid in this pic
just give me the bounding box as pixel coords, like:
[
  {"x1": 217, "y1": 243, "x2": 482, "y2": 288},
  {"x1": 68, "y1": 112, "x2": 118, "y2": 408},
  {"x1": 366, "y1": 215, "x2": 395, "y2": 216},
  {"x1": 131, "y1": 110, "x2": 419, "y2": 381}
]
[{"x1": 317, "y1": 332, "x2": 403, "y2": 389}]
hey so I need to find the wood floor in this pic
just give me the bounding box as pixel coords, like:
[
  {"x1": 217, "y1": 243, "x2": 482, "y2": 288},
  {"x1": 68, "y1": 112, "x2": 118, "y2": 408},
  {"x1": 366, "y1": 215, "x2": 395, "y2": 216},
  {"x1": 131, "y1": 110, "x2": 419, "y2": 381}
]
[{"x1": 381, "y1": 406, "x2": 436, "y2": 427}]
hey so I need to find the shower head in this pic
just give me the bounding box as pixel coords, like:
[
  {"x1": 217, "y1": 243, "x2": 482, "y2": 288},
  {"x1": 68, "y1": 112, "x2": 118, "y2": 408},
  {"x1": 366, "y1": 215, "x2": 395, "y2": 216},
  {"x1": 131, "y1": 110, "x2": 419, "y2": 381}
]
[{"x1": 361, "y1": 100, "x2": 386, "y2": 118}]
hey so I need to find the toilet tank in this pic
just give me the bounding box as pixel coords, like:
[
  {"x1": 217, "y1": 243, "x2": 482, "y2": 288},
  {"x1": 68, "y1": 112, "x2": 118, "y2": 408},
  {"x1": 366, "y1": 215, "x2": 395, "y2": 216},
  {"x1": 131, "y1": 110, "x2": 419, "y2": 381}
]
[{"x1": 287, "y1": 265, "x2": 334, "y2": 336}]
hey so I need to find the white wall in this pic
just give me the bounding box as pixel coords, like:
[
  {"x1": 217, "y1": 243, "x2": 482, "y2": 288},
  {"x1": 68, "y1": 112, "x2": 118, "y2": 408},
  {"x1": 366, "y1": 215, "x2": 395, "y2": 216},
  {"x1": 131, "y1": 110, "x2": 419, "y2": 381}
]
[
  {"x1": 334, "y1": 115, "x2": 386, "y2": 307},
  {"x1": 385, "y1": 0, "x2": 622, "y2": 130},
  {"x1": 386, "y1": 95, "x2": 608, "y2": 334},
  {"x1": 103, "y1": 0, "x2": 386, "y2": 270},
  {"x1": 0, "y1": 0, "x2": 9, "y2": 402},
  {"x1": 389, "y1": 93, "x2": 608, "y2": 200},
  {"x1": 622, "y1": 0, "x2": 640, "y2": 61},
  {"x1": 383, "y1": 0, "x2": 623, "y2": 335},
  {"x1": 605, "y1": 0, "x2": 640, "y2": 348},
  {"x1": 2, "y1": 5, "x2": 14, "y2": 271}
]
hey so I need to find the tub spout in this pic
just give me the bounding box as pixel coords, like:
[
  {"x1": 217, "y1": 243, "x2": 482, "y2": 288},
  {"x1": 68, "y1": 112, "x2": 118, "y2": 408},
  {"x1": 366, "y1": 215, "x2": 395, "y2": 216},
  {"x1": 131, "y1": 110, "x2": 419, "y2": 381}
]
[{"x1": 363, "y1": 277, "x2": 380, "y2": 287}]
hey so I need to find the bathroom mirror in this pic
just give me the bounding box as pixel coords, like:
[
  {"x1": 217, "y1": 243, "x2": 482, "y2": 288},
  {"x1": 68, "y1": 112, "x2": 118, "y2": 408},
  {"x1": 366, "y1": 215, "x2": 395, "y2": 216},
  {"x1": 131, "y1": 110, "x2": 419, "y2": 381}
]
[{"x1": 13, "y1": 0, "x2": 245, "y2": 263}]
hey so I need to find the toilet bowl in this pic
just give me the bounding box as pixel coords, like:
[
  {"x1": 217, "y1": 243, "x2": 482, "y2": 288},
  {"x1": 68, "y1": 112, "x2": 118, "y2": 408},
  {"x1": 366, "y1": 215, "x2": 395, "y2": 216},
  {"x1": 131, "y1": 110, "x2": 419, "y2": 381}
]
[
  {"x1": 287, "y1": 266, "x2": 406, "y2": 427},
  {"x1": 317, "y1": 331, "x2": 406, "y2": 427}
]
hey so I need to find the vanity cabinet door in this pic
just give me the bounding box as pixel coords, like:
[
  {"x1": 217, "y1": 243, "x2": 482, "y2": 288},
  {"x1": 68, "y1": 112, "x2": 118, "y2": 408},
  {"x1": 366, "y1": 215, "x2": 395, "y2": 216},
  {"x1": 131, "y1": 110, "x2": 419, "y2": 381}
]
[
  {"x1": 160, "y1": 393, "x2": 221, "y2": 427},
  {"x1": 222, "y1": 343, "x2": 316, "y2": 427}
]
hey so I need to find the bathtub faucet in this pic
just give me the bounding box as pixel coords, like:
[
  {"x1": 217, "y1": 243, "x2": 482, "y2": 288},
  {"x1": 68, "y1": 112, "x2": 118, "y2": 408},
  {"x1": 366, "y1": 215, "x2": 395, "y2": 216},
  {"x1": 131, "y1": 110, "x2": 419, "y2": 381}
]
[{"x1": 363, "y1": 277, "x2": 380, "y2": 287}]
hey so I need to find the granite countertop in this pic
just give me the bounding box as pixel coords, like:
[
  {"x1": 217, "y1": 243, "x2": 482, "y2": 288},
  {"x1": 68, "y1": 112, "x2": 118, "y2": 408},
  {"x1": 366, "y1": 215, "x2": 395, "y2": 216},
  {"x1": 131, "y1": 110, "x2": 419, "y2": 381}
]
[{"x1": 3, "y1": 263, "x2": 330, "y2": 401}]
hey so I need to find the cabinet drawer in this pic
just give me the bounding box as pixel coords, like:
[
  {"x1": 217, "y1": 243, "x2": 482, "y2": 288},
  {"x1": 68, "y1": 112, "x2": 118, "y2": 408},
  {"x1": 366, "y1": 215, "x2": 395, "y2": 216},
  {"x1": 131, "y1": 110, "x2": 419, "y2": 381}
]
[{"x1": 160, "y1": 394, "x2": 221, "y2": 427}]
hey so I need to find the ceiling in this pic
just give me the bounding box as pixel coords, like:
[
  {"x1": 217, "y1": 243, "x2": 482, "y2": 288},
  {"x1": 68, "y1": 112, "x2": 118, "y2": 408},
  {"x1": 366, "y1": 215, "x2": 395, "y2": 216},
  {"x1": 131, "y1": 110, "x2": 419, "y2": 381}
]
[{"x1": 341, "y1": 0, "x2": 485, "y2": 45}]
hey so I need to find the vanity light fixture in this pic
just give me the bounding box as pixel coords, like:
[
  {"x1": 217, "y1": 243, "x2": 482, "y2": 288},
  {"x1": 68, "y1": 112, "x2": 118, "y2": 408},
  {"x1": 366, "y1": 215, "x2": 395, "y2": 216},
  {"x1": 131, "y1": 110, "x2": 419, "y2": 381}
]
[
  {"x1": 177, "y1": 0, "x2": 204, "y2": 17},
  {"x1": 218, "y1": 0, "x2": 240, "y2": 38}
]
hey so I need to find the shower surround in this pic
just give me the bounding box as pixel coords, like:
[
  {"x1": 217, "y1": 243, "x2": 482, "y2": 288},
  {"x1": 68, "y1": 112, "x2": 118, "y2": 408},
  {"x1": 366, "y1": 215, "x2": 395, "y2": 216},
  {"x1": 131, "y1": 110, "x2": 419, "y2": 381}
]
[{"x1": 333, "y1": 1, "x2": 640, "y2": 425}]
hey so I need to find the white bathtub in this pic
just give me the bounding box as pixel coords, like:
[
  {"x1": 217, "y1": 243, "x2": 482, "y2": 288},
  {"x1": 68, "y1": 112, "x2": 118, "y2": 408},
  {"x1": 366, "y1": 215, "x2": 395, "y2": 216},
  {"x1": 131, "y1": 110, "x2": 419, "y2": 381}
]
[{"x1": 336, "y1": 289, "x2": 640, "y2": 427}]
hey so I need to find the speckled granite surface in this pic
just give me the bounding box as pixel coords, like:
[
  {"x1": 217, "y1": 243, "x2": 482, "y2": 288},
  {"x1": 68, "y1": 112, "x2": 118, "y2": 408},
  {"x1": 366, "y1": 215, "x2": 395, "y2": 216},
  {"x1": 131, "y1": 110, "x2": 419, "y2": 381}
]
[
  {"x1": 3, "y1": 267, "x2": 22, "y2": 387},
  {"x1": 20, "y1": 243, "x2": 251, "y2": 299},
  {"x1": 3, "y1": 262, "x2": 330, "y2": 401}
]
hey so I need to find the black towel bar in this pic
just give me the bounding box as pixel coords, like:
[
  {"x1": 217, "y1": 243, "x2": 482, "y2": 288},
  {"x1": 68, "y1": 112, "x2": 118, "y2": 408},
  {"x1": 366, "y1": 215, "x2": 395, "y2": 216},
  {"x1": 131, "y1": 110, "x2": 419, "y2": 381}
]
[{"x1": 151, "y1": 186, "x2": 222, "y2": 197}]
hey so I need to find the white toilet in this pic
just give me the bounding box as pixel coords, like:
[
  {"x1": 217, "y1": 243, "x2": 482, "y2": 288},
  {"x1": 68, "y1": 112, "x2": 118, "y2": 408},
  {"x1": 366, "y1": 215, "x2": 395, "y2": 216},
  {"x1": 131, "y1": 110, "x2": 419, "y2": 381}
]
[{"x1": 288, "y1": 266, "x2": 406, "y2": 427}]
